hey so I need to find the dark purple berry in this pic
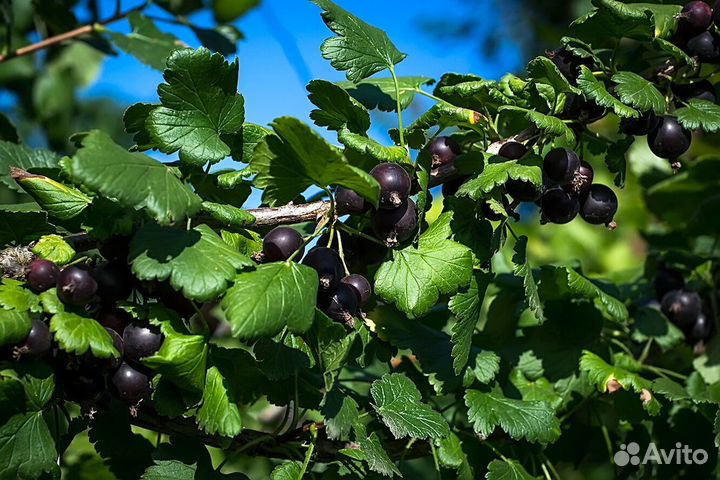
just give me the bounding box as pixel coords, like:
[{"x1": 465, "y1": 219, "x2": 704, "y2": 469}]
[
  {"x1": 303, "y1": 247, "x2": 344, "y2": 292},
  {"x1": 679, "y1": 1, "x2": 713, "y2": 34},
  {"x1": 319, "y1": 284, "x2": 358, "y2": 324},
  {"x1": 341, "y1": 274, "x2": 372, "y2": 307},
  {"x1": 372, "y1": 198, "x2": 418, "y2": 247},
  {"x1": 579, "y1": 184, "x2": 618, "y2": 226},
  {"x1": 96, "y1": 307, "x2": 132, "y2": 334},
  {"x1": 661, "y1": 290, "x2": 702, "y2": 329},
  {"x1": 123, "y1": 323, "x2": 163, "y2": 365},
  {"x1": 654, "y1": 268, "x2": 685, "y2": 300},
  {"x1": 428, "y1": 136, "x2": 462, "y2": 167},
  {"x1": 544, "y1": 148, "x2": 580, "y2": 185},
  {"x1": 64, "y1": 373, "x2": 105, "y2": 403},
  {"x1": 688, "y1": 313, "x2": 712, "y2": 342},
  {"x1": 93, "y1": 262, "x2": 133, "y2": 303},
  {"x1": 566, "y1": 161, "x2": 594, "y2": 195},
  {"x1": 110, "y1": 362, "x2": 150, "y2": 404},
  {"x1": 57, "y1": 265, "x2": 97, "y2": 306},
  {"x1": 564, "y1": 94, "x2": 606, "y2": 123},
  {"x1": 620, "y1": 111, "x2": 660, "y2": 136},
  {"x1": 370, "y1": 163, "x2": 411, "y2": 210},
  {"x1": 673, "y1": 80, "x2": 717, "y2": 104},
  {"x1": 335, "y1": 187, "x2": 370, "y2": 215},
  {"x1": 648, "y1": 116, "x2": 692, "y2": 161},
  {"x1": 505, "y1": 179, "x2": 540, "y2": 202},
  {"x1": 14, "y1": 319, "x2": 52, "y2": 359},
  {"x1": 86, "y1": 327, "x2": 124, "y2": 373},
  {"x1": 540, "y1": 188, "x2": 580, "y2": 224},
  {"x1": 26, "y1": 259, "x2": 59, "y2": 293},
  {"x1": 263, "y1": 227, "x2": 304, "y2": 262},
  {"x1": 685, "y1": 31, "x2": 720, "y2": 62},
  {"x1": 498, "y1": 141, "x2": 528, "y2": 160}
]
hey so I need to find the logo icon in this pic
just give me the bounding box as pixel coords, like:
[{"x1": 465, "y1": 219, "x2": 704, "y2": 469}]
[{"x1": 614, "y1": 442, "x2": 641, "y2": 466}]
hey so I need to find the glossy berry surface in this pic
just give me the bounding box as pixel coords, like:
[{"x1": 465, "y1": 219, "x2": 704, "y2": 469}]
[
  {"x1": 505, "y1": 179, "x2": 540, "y2": 202},
  {"x1": 648, "y1": 116, "x2": 692, "y2": 159},
  {"x1": 654, "y1": 268, "x2": 685, "y2": 300},
  {"x1": 680, "y1": 1, "x2": 713, "y2": 34},
  {"x1": 372, "y1": 198, "x2": 418, "y2": 247},
  {"x1": 620, "y1": 111, "x2": 659, "y2": 136},
  {"x1": 685, "y1": 31, "x2": 720, "y2": 61},
  {"x1": 543, "y1": 148, "x2": 580, "y2": 185},
  {"x1": 97, "y1": 307, "x2": 132, "y2": 334},
  {"x1": 26, "y1": 259, "x2": 59, "y2": 293},
  {"x1": 302, "y1": 247, "x2": 344, "y2": 291},
  {"x1": 661, "y1": 290, "x2": 702, "y2": 329},
  {"x1": 498, "y1": 141, "x2": 528, "y2": 160},
  {"x1": 341, "y1": 274, "x2": 372, "y2": 307},
  {"x1": 263, "y1": 227, "x2": 304, "y2": 262},
  {"x1": 123, "y1": 323, "x2": 163, "y2": 364},
  {"x1": 110, "y1": 362, "x2": 150, "y2": 404},
  {"x1": 94, "y1": 262, "x2": 133, "y2": 303},
  {"x1": 568, "y1": 161, "x2": 594, "y2": 195},
  {"x1": 428, "y1": 136, "x2": 462, "y2": 166},
  {"x1": 16, "y1": 319, "x2": 52, "y2": 359},
  {"x1": 335, "y1": 187, "x2": 369, "y2": 215},
  {"x1": 540, "y1": 188, "x2": 580, "y2": 224},
  {"x1": 370, "y1": 163, "x2": 411, "y2": 209},
  {"x1": 688, "y1": 313, "x2": 712, "y2": 342},
  {"x1": 579, "y1": 184, "x2": 617, "y2": 225},
  {"x1": 320, "y1": 283, "x2": 359, "y2": 323},
  {"x1": 57, "y1": 265, "x2": 98, "y2": 305},
  {"x1": 96, "y1": 327, "x2": 124, "y2": 372}
]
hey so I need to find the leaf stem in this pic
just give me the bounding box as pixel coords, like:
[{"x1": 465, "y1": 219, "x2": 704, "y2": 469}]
[
  {"x1": 429, "y1": 441, "x2": 441, "y2": 479},
  {"x1": 296, "y1": 424, "x2": 318, "y2": 479},
  {"x1": 389, "y1": 66, "x2": 406, "y2": 149},
  {"x1": 335, "y1": 222, "x2": 386, "y2": 247},
  {"x1": 335, "y1": 230, "x2": 351, "y2": 277}
]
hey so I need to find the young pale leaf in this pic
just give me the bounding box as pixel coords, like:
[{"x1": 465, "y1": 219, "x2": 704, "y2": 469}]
[
  {"x1": 465, "y1": 388, "x2": 560, "y2": 443},
  {"x1": 311, "y1": 0, "x2": 406, "y2": 82},
  {"x1": 0, "y1": 412, "x2": 59, "y2": 480},
  {"x1": 250, "y1": 117, "x2": 380, "y2": 207},
  {"x1": 486, "y1": 459, "x2": 536, "y2": 480},
  {"x1": 676, "y1": 99, "x2": 720, "y2": 132},
  {"x1": 337, "y1": 76, "x2": 434, "y2": 112},
  {"x1": 371, "y1": 373, "x2": 450, "y2": 440},
  {"x1": 0, "y1": 141, "x2": 59, "y2": 192},
  {"x1": 576, "y1": 66, "x2": 638, "y2": 118},
  {"x1": 512, "y1": 236, "x2": 544, "y2": 325},
  {"x1": 67, "y1": 130, "x2": 201, "y2": 225},
  {"x1": 526, "y1": 56, "x2": 581, "y2": 95},
  {"x1": 130, "y1": 224, "x2": 252, "y2": 302},
  {"x1": 352, "y1": 423, "x2": 402, "y2": 477},
  {"x1": 221, "y1": 262, "x2": 318, "y2": 339},
  {"x1": 321, "y1": 387, "x2": 360, "y2": 440},
  {"x1": 106, "y1": 12, "x2": 181, "y2": 70},
  {"x1": 611, "y1": 71, "x2": 665, "y2": 114},
  {"x1": 141, "y1": 461, "x2": 198, "y2": 480},
  {"x1": 50, "y1": 312, "x2": 119, "y2": 358},
  {"x1": 147, "y1": 48, "x2": 245, "y2": 166},
  {"x1": 270, "y1": 462, "x2": 303, "y2": 480},
  {"x1": 337, "y1": 129, "x2": 408, "y2": 163},
  {"x1": 456, "y1": 155, "x2": 542, "y2": 200},
  {"x1": 307, "y1": 79, "x2": 370, "y2": 133},
  {"x1": 200, "y1": 201, "x2": 256, "y2": 229},
  {"x1": 0, "y1": 309, "x2": 32, "y2": 347},
  {"x1": 499, "y1": 106, "x2": 575, "y2": 144},
  {"x1": 449, "y1": 273, "x2": 492, "y2": 374},
  {"x1": 143, "y1": 319, "x2": 208, "y2": 392},
  {"x1": 0, "y1": 279, "x2": 41, "y2": 313},
  {"x1": 31, "y1": 235, "x2": 75, "y2": 265},
  {"x1": 11, "y1": 168, "x2": 92, "y2": 220},
  {"x1": 196, "y1": 366, "x2": 242, "y2": 437}
]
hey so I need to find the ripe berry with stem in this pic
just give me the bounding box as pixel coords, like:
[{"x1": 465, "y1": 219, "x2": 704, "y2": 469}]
[
  {"x1": 679, "y1": 1, "x2": 713, "y2": 34},
  {"x1": 14, "y1": 319, "x2": 52, "y2": 359},
  {"x1": 110, "y1": 362, "x2": 151, "y2": 405},
  {"x1": 685, "y1": 31, "x2": 720, "y2": 62},
  {"x1": 568, "y1": 161, "x2": 594, "y2": 195},
  {"x1": 498, "y1": 141, "x2": 528, "y2": 160},
  {"x1": 370, "y1": 163, "x2": 411, "y2": 209},
  {"x1": 427, "y1": 136, "x2": 462, "y2": 167},
  {"x1": 320, "y1": 283, "x2": 359, "y2": 324},
  {"x1": 57, "y1": 265, "x2": 97, "y2": 306},
  {"x1": 372, "y1": 198, "x2": 417, "y2": 247},
  {"x1": 648, "y1": 116, "x2": 692, "y2": 166},
  {"x1": 263, "y1": 227, "x2": 304, "y2": 262},
  {"x1": 579, "y1": 184, "x2": 618, "y2": 228},
  {"x1": 303, "y1": 247, "x2": 344, "y2": 292},
  {"x1": 661, "y1": 290, "x2": 702, "y2": 329},
  {"x1": 543, "y1": 148, "x2": 580, "y2": 185},
  {"x1": 341, "y1": 274, "x2": 372, "y2": 307},
  {"x1": 335, "y1": 187, "x2": 370, "y2": 215},
  {"x1": 26, "y1": 259, "x2": 59, "y2": 293},
  {"x1": 540, "y1": 188, "x2": 580, "y2": 224},
  {"x1": 123, "y1": 323, "x2": 163, "y2": 366},
  {"x1": 620, "y1": 111, "x2": 659, "y2": 136}
]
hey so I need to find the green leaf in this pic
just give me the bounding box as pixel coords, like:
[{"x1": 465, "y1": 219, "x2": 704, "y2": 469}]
[
  {"x1": 499, "y1": 106, "x2": 575, "y2": 144},
  {"x1": 465, "y1": 388, "x2": 560, "y2": 443},
  {"x1": 486, "y1": 459, "x2": 537, "y2": 480},
  {"x1": 0, "y1": 412, "x2": 59, "y2": 480},
  {"x1": 270, "y1": 462, "x2": 302, "y2": 480},
  {"x1": 0, "y1": 309, "x2": 31, "y2": 347},
  {"x1": 512, "y1": 236, "x2": 544, "y2": 325},
  {"x1": 311, "y1": 0, "x2": 406, "y2": 82},
  {"x1": 0, "y1": 140, "x2": 59, "y2": 192},
  {"x1": 221, "y1": 262, "x2": 318, "y2": 339},
  {"x1": 254, "y1": 333, "x2": 314, "y2": 381},
  {"x1": 611, "y1": 71, "x2": 665, "y2": 114},
  {"x1": 676, "y1": 99, "x2": 720, "y2": 133},
  {"x1": 226, "y1": 124, "x2": 272, "y2": 164},
  {"x1": 0, "y1": 279, "x2": 41, "y2": 313},
  {"x1": 571, "y1": 0, "x2": 681, "y2": 42},
  {"x1": 31, "y1": 235, "x2": 76, "y2": 265},
  {"x1": 124, "y1": 103, "x2": 156, "y2": 150},
  {"x1": 147, "y1": 48, "x2": 244, "y2": 167},
  {"x1": 472, "y1": 351, "x2": 501, "y2": 384},
  {"x1": 576, "y1": 66, "x2": 638, "y2": 118},
  {"x1": 352, "y1": 423, "x2": 402, "y2": 477},
  {"x1": 50, "y1": 312, "x2": 118, "y2": 358},
  {"x1": 11, "y1": 168, "x2": 91, "y2": 220},
  {"x1": 196, "y1": 366, "x2": 242, "y2": 437},
  {"x1": 67, "y1": 130, "x2": 201, "y2": 225},
  {"x1": 200, "y1": 201, "x2": 256, "y2": 229},
  {"x1": 0, "y1": 207, "x2": 54, "y2": 245},
  {"x1": 559, "y1": 267, "x2": 628, "y2": 323},
  {"x1": 307, "y1": 79, "x2": 370, "y2": 133},
  {"x1": 337, "y1": 76, "x2": 434, "y2": 112},
  {"x1": 308, "y1": 310, "x2": 357, "y2": 390},
  {"x1": 527, "y1": 56, "x2": 581, "y2": 95},
  {"x1": 631, "y1": 305, "x2": 684, "y2": 352},
  {"x1": 250, "y1": 117, "x2": 380, "y2": 207},
  {"x1": 141, "y1": 461, "x2": 197, "y2": 480},
  {"x1": 436, "y1": 432, "x2": 473, "y2": 480},
  {"x1": 375, "y1": 230, "x2": 473, "y2": 317},
  {"x1": 106, "y1": 12, "x2": 181, "y2": 71},
  {"x1": 130, "y1": 224, "x2": 252, "y2": 302},
  {"x1": 321, "y1": 387, "x2": 360, "y2": 440},
  {"x1": 371, "y1": 373, "x2": 450, "y2": 440},
  {"x1": 337, "y1": 129, "x2": 408, "y2": 163},
  {"x1": 449, "y1": 273, "x2": 491, "y2": 374}
]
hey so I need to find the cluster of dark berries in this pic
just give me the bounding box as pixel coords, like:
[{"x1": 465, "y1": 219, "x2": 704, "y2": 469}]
[
  {"x1": 17, "y1": 253, "x2": 165, "y2": 408},
  {"x1": 673, "y1": 1, "x2": 720, "y2": 63},
  {"x1": 655, "y1": 267, "x2": 713, "y2": 346},
  {"x1": 262, "y1": 227, "x2": 372, "y2": 325}
]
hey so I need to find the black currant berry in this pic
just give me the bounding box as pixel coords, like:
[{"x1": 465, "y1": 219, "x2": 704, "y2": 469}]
[
  {"x1": 14, "y1": 319, "x2": 52, "y2": 359},
  {"x1": 441, "y1": 176, "x2": 469, "y2": 198},
  {"x1": 620, "y1": 111, "x2": 659, "y2": 136},
  {"x1": 567, "y1": 161, "x2": 594, "y2": 195},
  {"x1": 94, "y1": 262, "x2": 133, "y2": 304},
  {"x1": 685, "y1": 31, "x2": 720, "y2": 62},
  {"x1": 263, "y1": 227, "x2": 304, "y2": 262},
  {"x1": 505, "y1": 179, "x2": 540, "y2": 202},
  {"x1": 372, "y1": 198, "x2": 418, "y2": 247},
  {"x1": 84, "y1": 327, "x2": 124, "y2": 373},
  {"x1": 543, "y1": 148, "x2": 580, "y2": 185},
  {"x1": 341, "y1": 274, "x2": 372, "y2": 307},
  {"x1": 540, "y1": 188, "x2": 580, "y2": 224},
  {"x1": 647, "y1": 116, "x2": 692, "y2": 162},
  {"x1": 303, "y1": 247, "x2": 344, "y2": 292},
  {"x1": 320, "y1": 283, "x2": 358, "y2": 324},
  {"x1": 498, "y1": 141, "x2": 528, "y2": 160},
  {"x1": 64, "y1": 373, "x2": 105, "y2": 403},
  {"x1": 661, "y1": 290, "x2": 702, "y2": 329},
  {"x1": 579, "y1": 184, "x2": 618, "y2": 227},
  {"x1": 110, "y1": 362, "x2": 150, "y2": 404},
  {"x1": 57, "y1": 265, "x2": 98, "y2": 306},
  {"x1": 427, "y1": 136, "x2": 462, "y2": 167},
  {"x1": 370, "y1": 163, "x2": 411, "y2": 209},
  {"x1": 672, "y1": 80, "x2": 717, "y2": 104},
  {"x1": 335, "y1": 187, "x2": 370, "y2": 215},
  {"x1": 123, "y1": 323, "x2": 163, "y2": 365},
  {"x1": 96, "y1": 307, "x2": 132, "y2": 334},
  {"x1": 688, "y1": 313, "x2": 712, "y2": 342},
  {"x1": 481, "y1": 201, "x2": 504, "y2": 221},
  {"x1": 654, "y1": 268, "x2": 685, "y2": 300},
  {"x1": 679, "y1": 1, "x2": 713, "y2": 34},
  {"x1": 26, "y1": 259, "x2": 59, "y2": 293}
]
